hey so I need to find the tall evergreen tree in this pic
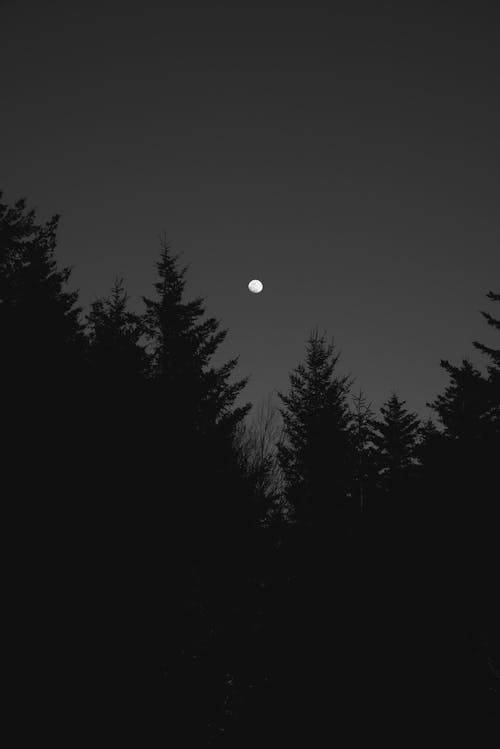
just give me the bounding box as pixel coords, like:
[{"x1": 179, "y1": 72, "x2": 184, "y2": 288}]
[
  {"x1": 428, "y1": 292, "x2": 499, "y2": 501},
  {"x1": 428, "y1": 358, "x2": 491, "y2": 441},
  {"x1": 84, "y1": 278, "x2": 149, "y2": 533},
  {"x1": 0, "y1": 192, "x2": 101, "y2": 738},
  {"x1": 366, "y1": 393, "x2": 421, "y2": 686},
  {"x1": 86, "y1": 278, "x2": 148, "y2": 388},
  {"x1": 277, "y1": 328, "x2": 353, "y2": 536},
  {"x1": 142, "y1": 234, "x2": 250, "y2": 456},
  {"x1": 414, "y1": 417, "x2": 443, "y2": 483},
  {"x1": 140, "y1": 235, "x2": 253, "y2": 552},
  {"x1": 138, "y1": 235, "x2": 259, "y2": 743},
  {"x1": 272, "y1": 333, "x2": 370, "y2": 743},
  {"x1": 140, "y1": 234, "x2": 257, "y2": 549},
  {"x1": 371, "y1": 392, "x2": 420, "y2": 512},
  {"x1": 423, "y1": 293, "x2": 500, "y2": 729},
  {"x1": 1, "y1": 191, "x2": 87, "y2": 494},
  {"x1": 0, "y1": 191, "x2": 85, "y2": 392}
]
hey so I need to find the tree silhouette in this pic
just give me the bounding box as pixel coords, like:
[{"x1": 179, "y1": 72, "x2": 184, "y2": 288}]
[
  {"x1": 83, "y1": 278, "x2": 150, "y2": 560},
  {"x1": 142, "y1": 234, "x2": 250, "y2": 454},
  {"x1": 429, "y1": 358, "x2": 491, "y2": 441},
  {"x1": 1, "y1": 191, "x2": 87, "y2": 499},
  {"x1": 0, "y1": 192, "x2": 85, "y2": 392},
  {"x1": 4, "y1": 187, "x2": 498, "y2": 740},
  {"x1": 422, "y1": 292, "x2": 500, "y2": 730},
  {"x1": 371, "y1": 392, "x2": 420, "y2": 522},
  {"x1": 414, "y1": 416, "x2": 444, "y2": 508},
  {"x1": 138, "y1": 234, "x2": 260, "y2": 743},
  {"x1": 0, "y1": 191, "x2": 97, "y2": 737},
  {"x1": 267, "y1": 329, "x2": 362, "y2": 742},
  {"x1": 277, "y1": 327, "x2": 353, "y2": 536},
  {"x1": 86, "y1": 277, "x2": 148, "y2": 387}
]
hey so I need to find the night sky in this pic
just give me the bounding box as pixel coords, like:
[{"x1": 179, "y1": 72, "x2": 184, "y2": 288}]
[{"x1": 2, "y1": 1, "x2": 499, "y2": 419}]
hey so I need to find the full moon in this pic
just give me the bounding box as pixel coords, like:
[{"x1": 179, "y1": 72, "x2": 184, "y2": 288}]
[{"x1": 248, "y1": 279, "x2": 263, "y2": 294}]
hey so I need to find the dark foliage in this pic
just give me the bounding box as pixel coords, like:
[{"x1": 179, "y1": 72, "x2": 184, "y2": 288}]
[
  {"x1": 2, "y1": 190, "x2": 498, "y2": 743},
  {"x1": 349, "y1": 389, "x2": 378, "y2": 515},
  {"x1": 277, "y1": 327, "x2": 354, "y2": 535},
  {"x1": 371, "y1": 391, "x2": 420, "y2": 522}
]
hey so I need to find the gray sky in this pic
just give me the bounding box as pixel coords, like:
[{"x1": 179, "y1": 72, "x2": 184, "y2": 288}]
[{"x1": 2, "y1": 0, "x2": 499, "y2": 420}]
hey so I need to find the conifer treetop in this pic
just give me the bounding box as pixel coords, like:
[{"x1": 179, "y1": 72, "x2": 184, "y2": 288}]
[{"x1": 141, "y1": 234, "x2": 251, "y2": 433}]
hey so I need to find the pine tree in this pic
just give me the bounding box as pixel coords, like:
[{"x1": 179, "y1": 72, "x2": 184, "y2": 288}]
[
  {"x1": 424, "y1": 295, "x2": 500, "y2": 725},
  {"x1": 425, "y1": 356, "x2": 492, "y2": 549},
  {"x1": 86, "y1": 277, "x2": 148, "y2": 388},
  {"x1": 84, "y1": 278, "x2": 150, "y2": 531},
  {"x1": 142, "y1": 234, "x2": 250, "y2": 457},
  {"x1": 372, "y1": 392, "x2": 420, "y2": 505},
  {"x1": 277, "y1": 328, "x2": 353, "y2": 536},
  {"x1": 0, "y1": 193, "x2": 100, "y2": 728},
  {"x1": 428, "y1": 358, "x2": 491, "y2": 441},
  {"x1": 411, "y1": 416, "x2": 445, "y2": 535},
  {"x1": 273, "y1": 332, "x2": 364, "y2": 742},
  {"x1": 138, "y1": 235, "x2": 258, "y2": 560},
  {"x1": 1, "y1": 191, "x2": 86, "y2": 496},
  {"x1": 415, "y1": 417, "x2": 442, "y2": 471},
  {"x1": 1, "y1": 191, "x2": 85, "y2": 392},
  {"x1": 425, "y1": 295, "x2": 499, "y2": 541},
  {"x1": 138, "y1": 236, "x2": 258, "y2": 743},
  {"x1": 428, "y1": 290, "x2": 499, "y2": 470}
]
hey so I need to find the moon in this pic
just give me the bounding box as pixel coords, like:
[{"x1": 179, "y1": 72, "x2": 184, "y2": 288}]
[{"x1": 248, "y1": 279, "x2": 263, "y2": 294}]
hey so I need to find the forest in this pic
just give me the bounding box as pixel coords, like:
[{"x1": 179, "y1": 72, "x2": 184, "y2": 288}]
[{"x1": 2, "y1": 190, "x2": 498, "y2": 743}]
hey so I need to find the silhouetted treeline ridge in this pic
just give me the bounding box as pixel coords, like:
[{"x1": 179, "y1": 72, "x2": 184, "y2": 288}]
[{"x1": 1, "y1": 191, "x2": 498, "y2": 743}]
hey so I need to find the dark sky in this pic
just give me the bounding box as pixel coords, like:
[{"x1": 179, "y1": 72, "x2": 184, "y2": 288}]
[{"x1": 2, "y1": 1, "x2": 499, "y2": 419}]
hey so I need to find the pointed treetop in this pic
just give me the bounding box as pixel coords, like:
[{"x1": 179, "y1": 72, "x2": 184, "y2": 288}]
[
  {"x1": 142, "y1": 234, "x2": 251, "y2": 434},
  {"x1": 372, "y1": 392, "x2": 420, "y2": 475},
  {"x1": 1, "y1": 192, "x2": 83, "y2": 353},
  {"x1": 473, "y1": 290, "x2": 500, "y2": 372},
  {"x1": 427, "y1": 357, "x2": 491, "y2": 439}
]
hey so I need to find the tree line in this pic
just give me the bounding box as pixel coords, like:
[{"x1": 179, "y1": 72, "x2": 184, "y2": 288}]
[{"x1": 1, "y1": 191, "x2": 498, "y2": 743}]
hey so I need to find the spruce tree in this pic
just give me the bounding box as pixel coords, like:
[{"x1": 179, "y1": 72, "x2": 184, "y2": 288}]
[
  {"x1": 415, "y1": 417, "x2": 442, "y2": 477},
  {"x1": 277, "y1": 328, "x2": 353, "y2": 538},
  {"x1": 428, "y1": 358, "x2": 491, "y2": 441},
  {"x1": 142, "y1": 234, "x2": 250, "y2": 458},
  {"x1": 273, "y1": 332, "x2": 364, "y2": 741},
  {"x1": 139, "y1": 233, "x2": 257, "y2": 552},
  {"x1": 368, "y1": 393, "x2": 421, "y2": 657},
  {"x1": 428, "y1": 291, "x2": 499, "y2": 485},
  {"x1": 1, "y1": 192, "x2": 85, "y2": 393},
  {"x1": 0, "y1": 193, "x2": 99, "y2": 730},
  {"x1": 424, "y1": 295, "x2": 500, "y2": 725},
  {"x1": 139, "y1": 236, "x2": 257, "y2": 743},
  {"x1": 372, "y1": 392, "x2": 420, "y2": 508},
  {"x1": 85, "y1": 278, "x2": 149, "y2": 530},
  {"x1": 86, "y1": 277, "x2": 148, "y2": 388},
  {"x1": 1, "y1": 191, "x2": 86, "y2": 490},
  {"x1": 426, "y1": 297, "x2": 499, "y2": 541}
]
